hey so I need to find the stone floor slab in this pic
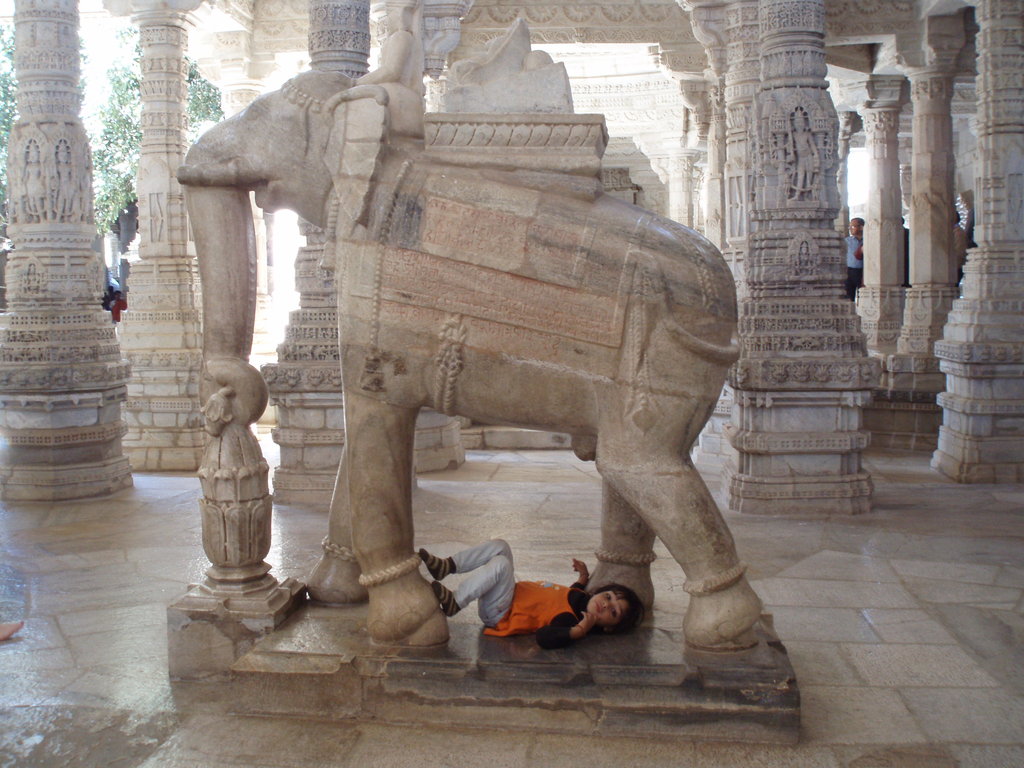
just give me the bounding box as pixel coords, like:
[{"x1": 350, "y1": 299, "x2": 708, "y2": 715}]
[
  {"x1": 900, "y1": 688, "x2": 1024, "y2": 743},
  {"x1": 798, "y1": 686, "x2": 926, "y2": 745},
  {"x1": 843, "y1": 644, "x2": 999, "y2": 688},
  {"x1": 860, "y1": 609, "x2": 957, "y2": 645},
  {"x1": 753, "y1": 579, "x2": 919, "y2": 609},
  {"x1": 775, "y1": 550, "x2": 900, "y2": 583},
  {"x1": 770, "y1": 607, "x2": 880, "y2": 643}
]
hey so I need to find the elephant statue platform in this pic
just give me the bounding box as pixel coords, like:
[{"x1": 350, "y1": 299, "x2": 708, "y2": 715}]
[{"x1": 178, "y1": 28, "x2": 763, "y2": 653}]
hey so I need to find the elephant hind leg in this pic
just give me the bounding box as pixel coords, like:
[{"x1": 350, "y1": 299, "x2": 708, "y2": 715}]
[{"x1": 596, "y1": 393, "x2": 761, "y2": 651}]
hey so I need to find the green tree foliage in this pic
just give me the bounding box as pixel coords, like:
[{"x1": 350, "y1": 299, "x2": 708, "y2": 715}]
[
  {"x1": 187, "y1": 59, "x2": 224, "y2": 138},
  {"x1": 90, "y1": 30, "x2": 142, "y2": 236},
  {"x1": 90, "y1": 27, "x2": 224, "y2": 235}
]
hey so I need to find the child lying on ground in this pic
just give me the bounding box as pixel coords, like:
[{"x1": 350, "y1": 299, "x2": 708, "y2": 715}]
[{"x1": 419, "y1": 539, "x2": 643, "y2": 649}]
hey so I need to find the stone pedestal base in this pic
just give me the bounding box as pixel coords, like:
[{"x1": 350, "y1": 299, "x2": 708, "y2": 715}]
[
  {"x1": 118, "y1": 258, "x2": 204, "y2": 472},
  {"x1": 692, "y1": 390, "x2": 736, "y2": 472},
  {"x1": 0, "y1": 455, "x2": 133, "y2": 501},
  {"x1": 167, "y1": 577, "x2": 306, "y2": 681},
  {"x1": 856, "y1": 285, "x2": 905, "y2": 354},
  {"x1": 268, "y1": 389, "x2": 346, "y2": 506},
  {"x1": 0, "y1": 384, "x2": 134, "y2": 501},
  {"x1": 460, "y1": 425, "x2": 571, "y2": 451},
  {"x1": 863, "y1": 393, "x2": 941, "y2": 451},
  {"x1": 724, "y1": 389, "x2": 874, "y2": 515},
  {"x1": 268, "y1": 395, "x2": 466, "y2": 505},
  {"x1": 932, "y1": 390, "x2": 1024, "y2": 483},
  {"x1": 413, "y1": 409, "x2": 466, "y2": 472},
  {"x1": 194, "y1": 605, "x2": 798, "y2": 743}
]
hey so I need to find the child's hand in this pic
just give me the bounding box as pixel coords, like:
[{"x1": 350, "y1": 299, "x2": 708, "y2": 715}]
[
  {"x1": 571, "y1": 558, "x2": 590, "y2": 586},
  {"x1": 571, "y1": 610, "x2": 598, "y2": 640}
]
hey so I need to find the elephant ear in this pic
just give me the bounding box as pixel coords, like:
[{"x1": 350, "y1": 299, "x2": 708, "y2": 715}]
[{"x1": 324, "y1": 94, "x2": 390, "y2": 241}]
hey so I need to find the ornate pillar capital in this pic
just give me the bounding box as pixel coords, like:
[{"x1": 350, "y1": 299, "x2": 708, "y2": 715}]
[
  {"x1": 102, "y1": 0, "x2": 204, "y2": 21},
  {"x1": 422, "y1": 0, "x2": 474, "y2": 78},
  {"x1": 863, "y1": 75, "x2": 909, "y2": 111}
]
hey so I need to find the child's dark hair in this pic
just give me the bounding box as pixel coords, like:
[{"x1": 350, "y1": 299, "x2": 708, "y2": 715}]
[{"x1": 591, "y1": 583, "x2": 644, "y2": 634}]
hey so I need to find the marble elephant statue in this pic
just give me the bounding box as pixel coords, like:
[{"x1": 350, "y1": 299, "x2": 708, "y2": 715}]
[{"x1": 178, "y1": 68, "x2": 763, "y2": 652}]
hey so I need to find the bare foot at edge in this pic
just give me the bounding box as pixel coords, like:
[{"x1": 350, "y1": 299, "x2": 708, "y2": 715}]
[{"x1": 0, "y1": 621, "x2": 24, "y2": 641}]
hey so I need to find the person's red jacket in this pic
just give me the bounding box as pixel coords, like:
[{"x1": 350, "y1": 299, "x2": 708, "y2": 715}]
[{"x1": 111, "y1": 295, "x2": 127, "y2": 322}]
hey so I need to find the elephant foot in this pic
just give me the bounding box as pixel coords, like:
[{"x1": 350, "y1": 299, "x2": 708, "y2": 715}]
[
  {"x1": 306, "y1": 542, "x2": 369, "y2": 604},
  {"x1": 366, "y1": 568, "x2": 449, "y2": 646},
  {"x1": 590, "y1": 558, "x2": 654, "y2": 611},
  {"x1": 683, "y1": 573, "x2": 762, "y2": 652}
]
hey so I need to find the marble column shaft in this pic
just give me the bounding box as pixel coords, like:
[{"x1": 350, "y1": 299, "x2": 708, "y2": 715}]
[
  {"x1": 666, "y1": 149, "x2": 703, "y2": 228},
  {"x1": 309, "y1": 0, "x2": 371, "y2": 78},
  {"x1": 834, "y1": 110, "x2": 857, "y2": 234},
  {"x1": 0, "y1": 0, "x2": 132, "y2": 500},
  {"x1": 722, "y1": 0, "x2": 760, "y2": 286},
  {"x1": 262, "y1": 224, "x2": 346, "y2": 505},
  {"x1": 893, "y1": 67, "x2": 959, "y2": 377},
  {"x1": 857, "y1": 76, "x2": 908, "y2": 355},
  {"x1": 724, "y1": 0, "x2": 876, "y2": 515},
  {"x1": 687, "y1": 1, "x2": 736, "y2": 469},
  {"x1": 933, "y1": 0, "x2": 1024, "y2": 482},
  {"x1": 118, "y1": 8, "x2": 205, "y2": 471}
]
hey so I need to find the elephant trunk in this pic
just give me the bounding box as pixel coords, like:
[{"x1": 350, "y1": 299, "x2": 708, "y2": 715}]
[
  {"x1": 184, "y1": 185, "x2": 259, "y2": 401},
  {"x1": 177, "y1": 157, "x2": 265, "y2": 189}
]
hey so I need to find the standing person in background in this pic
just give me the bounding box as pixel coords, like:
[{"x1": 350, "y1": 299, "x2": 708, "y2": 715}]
[
  {"x1": 110, "y1": 290, "x2": 127, "y2": 323},
  {"x1": 845, "y1": 217, "x2": 864, "y2": 300}
]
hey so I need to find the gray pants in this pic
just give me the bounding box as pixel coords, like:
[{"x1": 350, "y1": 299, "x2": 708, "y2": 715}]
[{"x1": 452, "y1": 539, "x2": 516, "y2": 627}]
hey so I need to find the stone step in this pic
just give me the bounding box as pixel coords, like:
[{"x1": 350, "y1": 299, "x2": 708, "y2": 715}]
[{"x1": 222, "y1": 604, "x2": 799, "y2": 744}]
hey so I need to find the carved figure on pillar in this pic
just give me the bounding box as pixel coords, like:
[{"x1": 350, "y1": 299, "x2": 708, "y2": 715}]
[
  {"x1": 786, "y1": 107, "x2": 820, "y2": 201},
  {"x1": 723, "y1": 0, "x2": 877, "y2": 516}
]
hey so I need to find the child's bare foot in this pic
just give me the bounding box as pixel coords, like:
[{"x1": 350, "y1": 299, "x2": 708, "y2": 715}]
[{"x1": 0, "y1": 621, "x2": 24, "y2": 641}]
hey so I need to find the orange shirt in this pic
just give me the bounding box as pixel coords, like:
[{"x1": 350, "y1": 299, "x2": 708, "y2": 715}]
[{"x1": 483, "y1": 580, "x2": 581, "y2": 637}]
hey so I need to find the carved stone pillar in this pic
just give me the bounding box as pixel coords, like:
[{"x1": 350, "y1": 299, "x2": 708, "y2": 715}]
[
  {"x1": 872, "y1": 17, "x2": 964, "y2": 451},
  {"x1": 722, "y1": 0, "x2": 759, "y2": 290},
  {"x1": 688, "y1": 1, "x2": 735, "y2": 470},
  {"x1": 660, "y1": 148, "x2": 703, "y2": 227},
  {"x1": 108, "y1": 2, "x2": 205, "y2": 471},
  {"x1": 0, "y1": 0, "x2": 133, "y2": 500},
  {"x1": 856, "y1": 76, "x2": 908, "y2": 356},
  {"x1": 422, "y1": 0, "x2": 473, "y2": 79},
  {"x1": 167, "y1": 362, "x2": 303, "y2": 679},
  {"x1": 834, "y1": 110, "x2": 859, "y2": 234},
  {"x1": 309, "y1": 0, "x2": 371, "y2": 78},
  {"x1": 724, "y1": 0, "x2": 877, "y2": 515},
  {"x1": 261, "y1": 223, "x2": 347, "y2": 505},
  {"x1": 703, "y1": 79, "x2": 727, "y2": 249},
  {"x1": 933, "y1": 0, "x2": 1024, "y2": 482}
]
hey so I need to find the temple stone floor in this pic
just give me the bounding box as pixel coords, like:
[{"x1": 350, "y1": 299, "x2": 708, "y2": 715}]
[{"x1": 1, "y1": 437, "x2": 1023, "y2": 767}]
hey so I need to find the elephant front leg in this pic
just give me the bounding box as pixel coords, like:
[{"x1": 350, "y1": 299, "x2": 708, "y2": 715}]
[
  {"x1": 589, "y1": 480, "x2": 656, "y2": 610},
  {"x1": 307, "y1": 457, "x2": 368, "y2": 605},
  {"x1": 345, "y1": 390, "x2": 448, "y2": 646}
]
